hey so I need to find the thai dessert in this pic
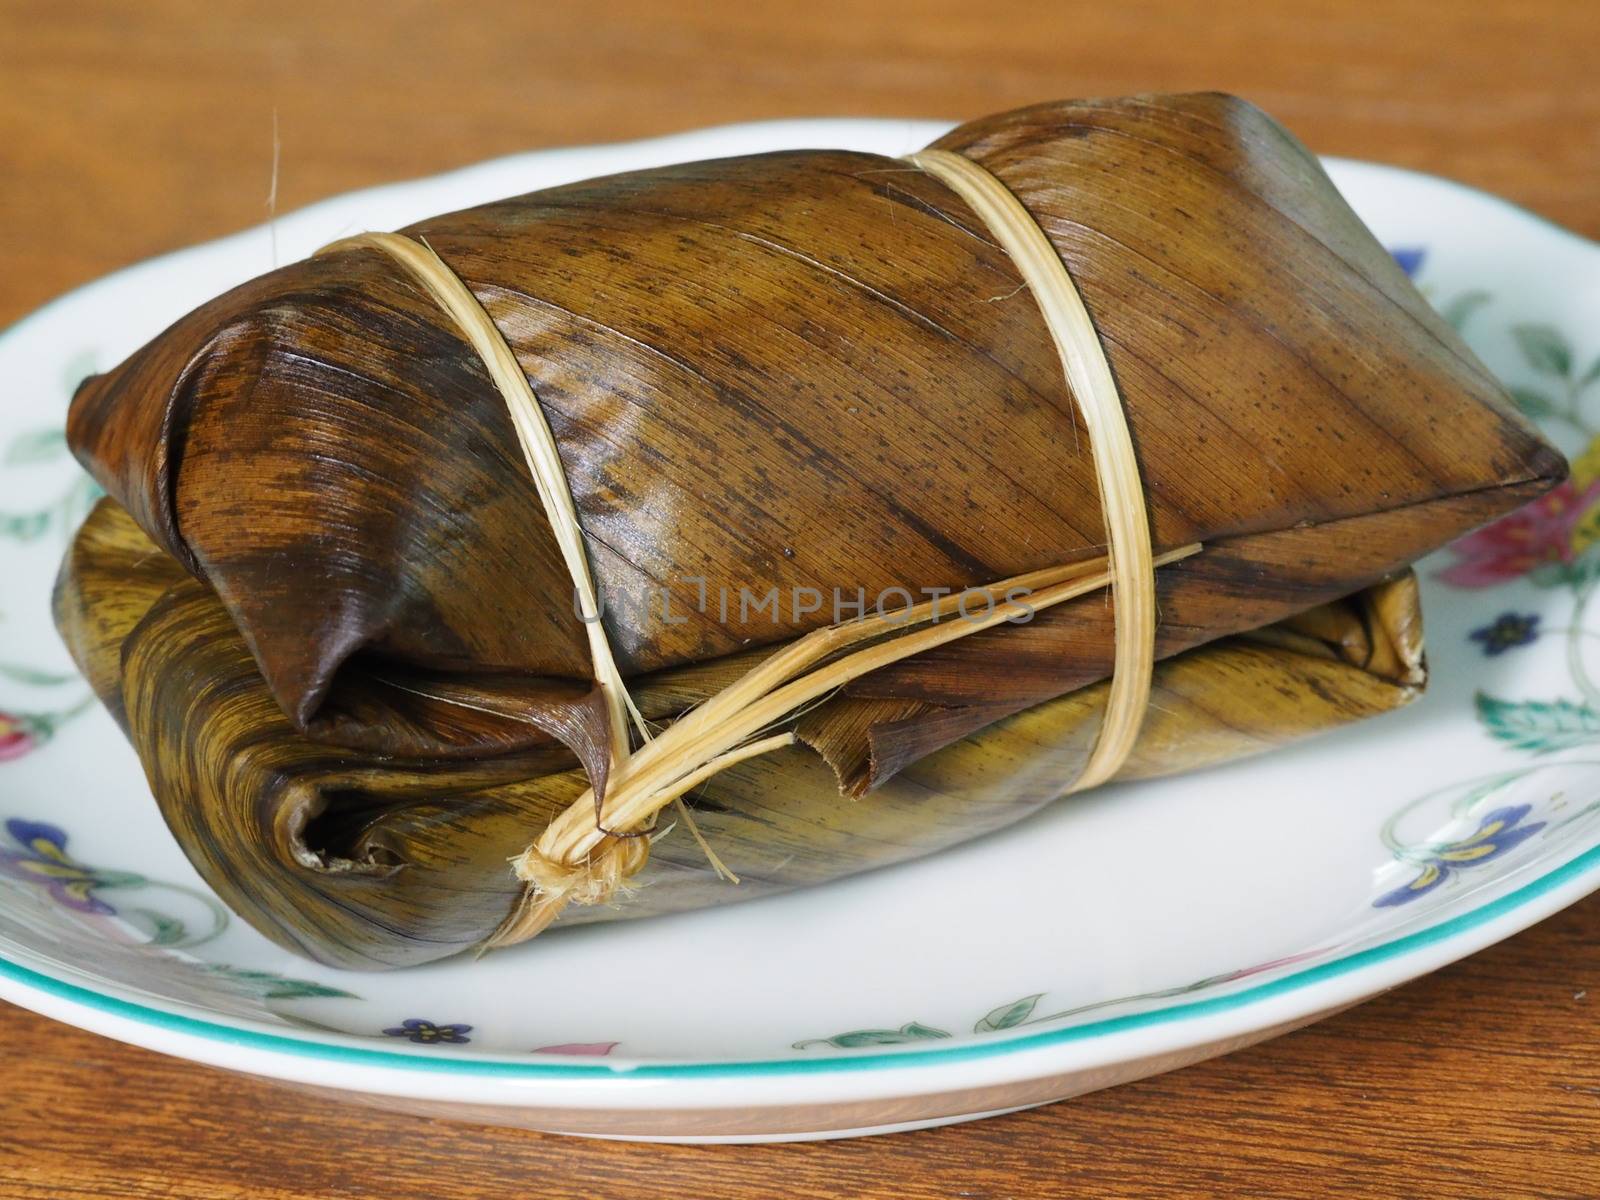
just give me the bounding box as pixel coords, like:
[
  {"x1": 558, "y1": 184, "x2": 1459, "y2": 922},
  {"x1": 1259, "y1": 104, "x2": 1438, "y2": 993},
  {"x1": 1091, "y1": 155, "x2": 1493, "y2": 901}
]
[{"x1": 54, "y1": 93, "x2": 1564, "y2": 967}]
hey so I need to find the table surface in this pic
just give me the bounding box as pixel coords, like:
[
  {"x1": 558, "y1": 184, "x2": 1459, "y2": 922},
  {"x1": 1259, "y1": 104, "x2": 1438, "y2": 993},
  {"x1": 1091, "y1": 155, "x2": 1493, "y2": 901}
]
[{"x1": 2, "y1": 1, "x2": 1599, "y2": 1195}]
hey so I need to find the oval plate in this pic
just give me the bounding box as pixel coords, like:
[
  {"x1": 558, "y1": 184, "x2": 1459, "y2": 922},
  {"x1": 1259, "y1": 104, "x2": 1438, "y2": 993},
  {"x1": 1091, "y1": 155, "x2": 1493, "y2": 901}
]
[{"x1": 1, "y1": 119, "x2": 1597, "y2": 1143}]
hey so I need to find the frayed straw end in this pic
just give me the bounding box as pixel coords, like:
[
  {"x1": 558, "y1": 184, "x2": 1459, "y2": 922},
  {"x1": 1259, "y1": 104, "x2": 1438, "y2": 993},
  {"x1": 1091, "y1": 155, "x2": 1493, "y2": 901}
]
[
  {"x1": 480, "y1": 837, "x2": 652, "y2": 952},
  {"x1": 513, "y1": 839, "x2": 647, "y2": 906},
  {"x1": 477, "y1": 888, "x2": 564, "y2": 955}
]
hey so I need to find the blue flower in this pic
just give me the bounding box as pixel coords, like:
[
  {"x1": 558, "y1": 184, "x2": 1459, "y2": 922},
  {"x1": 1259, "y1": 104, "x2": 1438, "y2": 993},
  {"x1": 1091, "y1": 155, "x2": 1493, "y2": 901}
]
[
  {"x1": 1391, "y1": 247, "x2": 1427, "y2": 278},
  {"x1": 1375, "y1": 804, "x2": 1546, "y2": 907},
  {"x1": 0, "y1": 818, "x2": 140, "y2": 914},
  {"x1": 382, "y1": 1018, "x2": 472, "y2": 1045},
  {"x1": 1469, "y1": 612, "x2": 1541, "y2": 656}
]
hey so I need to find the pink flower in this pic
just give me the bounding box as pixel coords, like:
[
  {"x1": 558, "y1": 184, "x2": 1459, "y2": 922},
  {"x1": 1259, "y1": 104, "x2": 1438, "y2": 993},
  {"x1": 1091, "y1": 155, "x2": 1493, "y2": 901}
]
[
  {"x1": 531, "y1": 1041, "x2": 619, "y2": 1056},
  {"x1": 1214, "y1": 946, "x2": 1334, "y2": 984},
  {"x1": 0, "y1": 712, "x2": 36, "y2": 762},
  {"x1": 1437, "y1": 477, "x2": 1600, "y2": 587}
]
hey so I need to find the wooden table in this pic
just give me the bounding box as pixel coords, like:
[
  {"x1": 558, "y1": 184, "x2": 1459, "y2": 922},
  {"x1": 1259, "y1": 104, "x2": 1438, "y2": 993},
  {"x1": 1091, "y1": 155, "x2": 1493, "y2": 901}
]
[{"x1": 2, "y1": 2, "x2": 1598, "y2": 1195}]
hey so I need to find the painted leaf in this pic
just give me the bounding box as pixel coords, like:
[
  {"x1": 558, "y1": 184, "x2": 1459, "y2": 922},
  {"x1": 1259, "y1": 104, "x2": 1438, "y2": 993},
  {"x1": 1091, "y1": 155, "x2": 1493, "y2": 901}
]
[
  {"x1": 4, "y1": 428, "x2": 67, "y2": 466},
  {"x1": 133, "y1": 909, "x2": 188, "y2": 946},
  {"x1": 205, "y1": 964, "x2": 356, "y2": 1000},
  {"x1": 0, "y1": 663, "x2": 78, "y2": 687},
  {"x1": 796, "y1": 1021, "x2": 953, "y2": 1049},
  {"x1": 1507, "y1": 387, "x2": 1557, "y2": 419},
  {"x1": 264, "y1": 985, "x2": 355, "y2": 1004},
  {"x1": 1476, "y1": 692, "x2": 1600, "y2": 753},
  {"x1": 1511, "y1": 324, "x2": 1573, "y2": 377},
  {"x1": 0, "y1": 511, "x2": 51, "y2": 541},
  {"x1": 60, "y1": 351, "x2": 99, "y2": 394},
  {"x1": 1439, "y1": 290, "x2": 1491, "y2": 332},
  {"x1": 1528, "y1": 557, "x2": 1600, "y2": 590},
  {"x1": 974, "y1": 993, "x2": 1043, "y2": 1032},
  {"x1": 257, "y1": 978, "x2": 357, "y2": 1000}
]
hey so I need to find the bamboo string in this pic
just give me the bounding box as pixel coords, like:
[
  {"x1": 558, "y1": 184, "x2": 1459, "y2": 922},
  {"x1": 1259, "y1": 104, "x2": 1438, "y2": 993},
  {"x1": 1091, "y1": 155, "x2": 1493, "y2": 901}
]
[
  {"x1": 319, "y1": 153, "x2": 1174, "y2": 948},
  {"x1": 316, "y1": 233, "x2": 646, "y2": 770},
  {"x1": 905, "y1": 149, "x2": 1157, "y2": 793},
  {"x1": 317, "y1": 233, "x2": 739, "y2": 882},
  {"x1": 485, "y1": 545, "x2": 1196, "y2": 950}
]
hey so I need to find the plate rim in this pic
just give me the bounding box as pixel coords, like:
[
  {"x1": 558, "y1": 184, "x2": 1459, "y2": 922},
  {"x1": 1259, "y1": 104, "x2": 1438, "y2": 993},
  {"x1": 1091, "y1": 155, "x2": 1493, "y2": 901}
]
[{"x1": 2, "y1": 837, "x2": 1597, "y2": 1084}]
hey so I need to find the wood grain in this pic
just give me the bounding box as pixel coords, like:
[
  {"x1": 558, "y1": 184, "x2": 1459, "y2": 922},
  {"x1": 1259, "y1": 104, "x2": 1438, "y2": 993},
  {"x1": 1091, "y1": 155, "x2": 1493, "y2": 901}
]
[
  {"x1": 2, "y1": 0, "x2": 1598, "y2": 1194},
  {"x1": 1, "y1": 0, "x2": 1598, "y2": 334}
]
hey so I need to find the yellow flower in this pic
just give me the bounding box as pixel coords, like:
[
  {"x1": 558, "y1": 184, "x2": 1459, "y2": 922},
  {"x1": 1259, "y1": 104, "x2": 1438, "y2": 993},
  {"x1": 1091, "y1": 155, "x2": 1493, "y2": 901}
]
[
  {"x1": 1571, "y1": 484, "x2": 1600, "y2": 557},
  {"x1": 1569, "y1": 435, "x2": 1600, "y2": 488}
]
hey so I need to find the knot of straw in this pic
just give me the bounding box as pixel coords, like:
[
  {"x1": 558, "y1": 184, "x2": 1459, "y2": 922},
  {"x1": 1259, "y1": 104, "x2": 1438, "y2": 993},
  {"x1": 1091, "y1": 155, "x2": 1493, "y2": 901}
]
[
  {"x1": 486, "y1": 835, "x2": 654, "y2": 948},
  {"x1": 513, "y1": 835, "x2": 650, "y2": 908}
]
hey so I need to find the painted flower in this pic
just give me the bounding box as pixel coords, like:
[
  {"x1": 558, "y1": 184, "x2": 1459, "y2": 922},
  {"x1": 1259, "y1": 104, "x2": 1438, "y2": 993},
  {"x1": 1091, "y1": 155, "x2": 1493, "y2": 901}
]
[
  {"x1": 1437, "y1": 478, "x2": 1600, "y2": 587},
  {"x1": 0, "y1": 712, "x2": 39, "y2": 762},
  {"x1": 1390, "y1": 247, "x2": 1426, "y2": 278},
  {"x1": 0, "y1": 818, "x2": 137, "y2": 914},
  {"x1": 1469, "y1": 612, "x2": 1541, "y2": 655},
  {"x1": 382, "y1": 1018, "x2": 472, "y2": 1045},
  {"x1": 1571, "y1": 436, "x2": 1600, "y2": 490},
  {"x1": 1374, "y1": 804, "x2": 1546, "y2": 907},
  {"x1": 1210, "y1": 946, "x2": 1335, "y2": 984},
  {"x1": 532, "y1": 1041, "x2": 619, "y2": 1056}
]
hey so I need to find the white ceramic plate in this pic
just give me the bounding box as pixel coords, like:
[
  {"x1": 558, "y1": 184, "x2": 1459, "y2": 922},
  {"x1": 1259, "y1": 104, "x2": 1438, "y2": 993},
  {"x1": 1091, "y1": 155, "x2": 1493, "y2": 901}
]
[{"x1": 2, "y1": 119, "x2": 1598, "y2": 1143}]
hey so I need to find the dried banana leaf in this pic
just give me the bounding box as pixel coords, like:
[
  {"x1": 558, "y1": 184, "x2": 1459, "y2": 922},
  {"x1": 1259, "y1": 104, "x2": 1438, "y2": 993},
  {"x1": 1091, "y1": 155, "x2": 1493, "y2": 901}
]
[
  {"x1": 63, "y1": 499, "x2": 1430, "y2": 967},
  {"x1": 55, "y1": 92, "x2": 1563, "y2": 967}
]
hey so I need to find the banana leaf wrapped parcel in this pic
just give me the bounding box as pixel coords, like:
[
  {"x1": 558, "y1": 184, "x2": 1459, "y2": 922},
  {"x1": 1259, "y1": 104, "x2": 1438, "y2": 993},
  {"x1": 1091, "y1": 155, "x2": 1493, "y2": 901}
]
[{"x1": 55, "y1": 93, "x2": 1564, "y2": 969}]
